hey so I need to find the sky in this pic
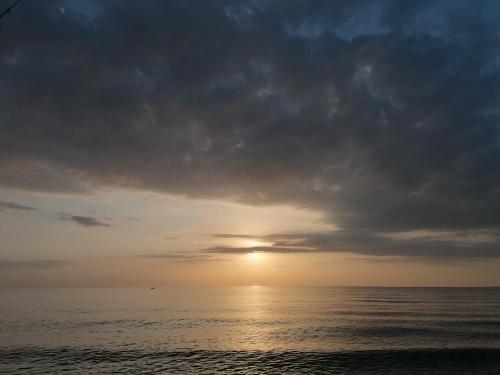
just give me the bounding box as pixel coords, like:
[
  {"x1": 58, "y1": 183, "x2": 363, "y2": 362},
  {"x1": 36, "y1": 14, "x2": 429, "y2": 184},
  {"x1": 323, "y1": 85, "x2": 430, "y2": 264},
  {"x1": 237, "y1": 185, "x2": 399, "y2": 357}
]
[{"x1": 2, "y1": 0, "x2": 500, "y2": 287}]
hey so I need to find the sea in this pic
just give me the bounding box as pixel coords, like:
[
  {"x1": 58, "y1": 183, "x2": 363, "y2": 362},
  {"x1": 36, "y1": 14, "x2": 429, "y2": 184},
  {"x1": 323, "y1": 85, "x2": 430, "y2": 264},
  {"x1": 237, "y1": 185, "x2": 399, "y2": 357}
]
[{"x1": 1, "y1": 287, "x2": 500, "y2": 374}]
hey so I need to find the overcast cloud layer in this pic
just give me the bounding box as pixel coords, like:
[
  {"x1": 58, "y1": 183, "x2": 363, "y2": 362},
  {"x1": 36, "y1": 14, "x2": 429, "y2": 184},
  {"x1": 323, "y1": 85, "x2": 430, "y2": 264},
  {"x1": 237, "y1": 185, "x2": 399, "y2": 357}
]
[{"x1": 2, "y1": 0, "x2": 500, "y2": 258}]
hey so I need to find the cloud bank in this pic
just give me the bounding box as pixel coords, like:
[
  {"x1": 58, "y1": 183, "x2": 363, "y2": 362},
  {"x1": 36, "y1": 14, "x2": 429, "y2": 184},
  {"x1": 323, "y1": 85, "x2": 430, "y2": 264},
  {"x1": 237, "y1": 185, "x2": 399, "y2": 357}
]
[{"x1": 2, "y1": 0, "x2": 500, "y2": 257}]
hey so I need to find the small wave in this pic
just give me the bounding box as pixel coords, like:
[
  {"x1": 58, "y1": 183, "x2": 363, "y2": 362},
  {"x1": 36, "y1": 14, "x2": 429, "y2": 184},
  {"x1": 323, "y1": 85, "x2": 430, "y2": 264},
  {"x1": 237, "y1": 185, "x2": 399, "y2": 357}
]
[{"x1": 1, "y1": 347, "x2": 500, "y2": 374}]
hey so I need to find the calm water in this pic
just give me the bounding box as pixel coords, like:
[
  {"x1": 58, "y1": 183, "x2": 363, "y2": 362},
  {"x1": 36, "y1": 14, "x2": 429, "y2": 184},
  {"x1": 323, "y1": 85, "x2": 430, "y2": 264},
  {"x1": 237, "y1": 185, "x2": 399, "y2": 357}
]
[{"x1": 1, "y1": 287, "x2": 500, "y2": 374}]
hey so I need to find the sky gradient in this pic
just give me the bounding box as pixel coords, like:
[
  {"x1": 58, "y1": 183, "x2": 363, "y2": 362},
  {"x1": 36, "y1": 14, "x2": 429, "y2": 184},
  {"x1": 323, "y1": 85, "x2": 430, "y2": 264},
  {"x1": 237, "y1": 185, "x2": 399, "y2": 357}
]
[{"x1": 2, "y1": 0, "x2": 500, "y2": 287}]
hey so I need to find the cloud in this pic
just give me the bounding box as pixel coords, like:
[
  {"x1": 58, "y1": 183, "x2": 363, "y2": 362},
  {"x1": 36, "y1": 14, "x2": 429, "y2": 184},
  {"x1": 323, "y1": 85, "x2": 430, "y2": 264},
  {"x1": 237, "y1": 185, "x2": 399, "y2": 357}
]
[
  {"x1": 0, "y1": 260, "x2": 68, "y2": 269},
  {"x1": 125, "y1": 216, "x2": 141, "y2": 221},
  {"x1": 211, "y1": 234, "x2": 260, "y2": 239},
  {"x1": 163, "y1": 236, "x2": 179, "y2": 240},
  {"x1": 0, "y1": 200, "x2": 112, "y2": 228},
  {"x1": 144, "y1": 253, "x2": 219, "y2": 263},
  {"x1": 0, "y1": 201, "x2": 37, "y2": 211},
  {"x1": 60, "y1": 214, "x2": 111, "y2": 227},
  {"x1": 0, "y1": 160, "x2": 92, "y2": 194},
  {"x1": 2, "y1": 1, "x2": 500, "y2": 257},
  {"x1": 203, "y1": 229, "x2": 500, "y2": 259},
  {"x1": 204, "y1": 245, "x2": 315, "y2": 254}
]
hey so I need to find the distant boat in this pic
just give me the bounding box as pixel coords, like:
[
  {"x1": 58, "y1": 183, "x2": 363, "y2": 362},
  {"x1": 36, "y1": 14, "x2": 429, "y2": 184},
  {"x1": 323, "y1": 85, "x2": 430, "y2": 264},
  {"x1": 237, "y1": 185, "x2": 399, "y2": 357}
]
[{"x1": 150, "y1": 287, "x2": 155, "y2": 290}]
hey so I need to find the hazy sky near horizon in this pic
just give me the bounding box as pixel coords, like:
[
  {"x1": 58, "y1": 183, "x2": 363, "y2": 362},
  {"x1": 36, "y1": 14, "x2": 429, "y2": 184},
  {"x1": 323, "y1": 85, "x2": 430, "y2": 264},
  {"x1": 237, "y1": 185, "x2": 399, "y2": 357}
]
[{"x1": 2, "y1": 0, "x2": 500, "y2": 287}]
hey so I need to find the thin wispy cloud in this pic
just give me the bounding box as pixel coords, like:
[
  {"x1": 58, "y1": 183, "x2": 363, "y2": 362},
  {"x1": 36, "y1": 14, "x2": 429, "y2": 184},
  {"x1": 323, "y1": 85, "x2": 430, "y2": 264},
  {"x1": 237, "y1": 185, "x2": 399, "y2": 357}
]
[
  {"x1": 163, "y1": 236, "x2": 180, "y2": 240},
  {"x1": 124, "y1": 216, "x2": 141, "y2": 222},
  {"x1": 0, "y1": 200, "x2": 113, "y2": 228},
  {"x1": 143, "y1": 253, "x2": 220, "y2": 263},
  {"x1": 59, "y1": 214, "x2": 111, "y2": 227},
  {"x1": 0, "y1": 260, "x2": 68, "y2": 269},
  {"x1": 204, "y1": 245, "x2": 316, "y2": 254},
  {"x1": 212, "y1": 234, "x2": 261, "y2": 239},
  {"x1": 0, "y1": 201, "x2": 37, "y2": 211}
]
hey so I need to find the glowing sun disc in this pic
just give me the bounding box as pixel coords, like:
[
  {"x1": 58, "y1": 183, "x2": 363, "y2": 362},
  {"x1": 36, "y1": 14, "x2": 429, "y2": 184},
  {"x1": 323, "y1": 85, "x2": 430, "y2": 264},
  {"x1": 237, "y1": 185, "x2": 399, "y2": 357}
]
[{"x1": 246, "y1": 251, "x2": 264, "y2": 261}]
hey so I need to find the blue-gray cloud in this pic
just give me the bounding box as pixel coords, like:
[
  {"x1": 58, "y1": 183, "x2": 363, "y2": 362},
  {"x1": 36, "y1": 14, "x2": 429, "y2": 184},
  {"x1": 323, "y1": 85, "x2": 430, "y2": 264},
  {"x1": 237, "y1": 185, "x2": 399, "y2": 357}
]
[{"x1": 2, "y1": 1, "x2": 500, "y2": 257}]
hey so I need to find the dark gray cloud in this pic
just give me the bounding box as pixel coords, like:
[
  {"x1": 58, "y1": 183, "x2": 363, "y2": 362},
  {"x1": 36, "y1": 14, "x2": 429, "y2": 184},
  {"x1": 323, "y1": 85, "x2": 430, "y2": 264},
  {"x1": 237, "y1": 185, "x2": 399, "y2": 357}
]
[
  {"x1": 0, "y1": 260, "x2": 68, "y2": 269},
  {"x1": 2, "y1": 1, "x2": 500, "y2": 257},
  {"x1": 0, "y1": 201, "x2": 37, "y2": 211},
  {"x1": 60, "y1": 214, "x2": 111, "y2": 227}
]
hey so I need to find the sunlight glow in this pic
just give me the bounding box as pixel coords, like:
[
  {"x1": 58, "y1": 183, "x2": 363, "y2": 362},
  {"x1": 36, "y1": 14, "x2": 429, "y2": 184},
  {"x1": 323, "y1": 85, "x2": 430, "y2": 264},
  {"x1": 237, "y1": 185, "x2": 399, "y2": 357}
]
[
  {"x1": 239, "y1": 239, "x2": 272, "y2": 248},
  {"x1": 246, "y1": 251, "x2": 265, "y2": 261}
]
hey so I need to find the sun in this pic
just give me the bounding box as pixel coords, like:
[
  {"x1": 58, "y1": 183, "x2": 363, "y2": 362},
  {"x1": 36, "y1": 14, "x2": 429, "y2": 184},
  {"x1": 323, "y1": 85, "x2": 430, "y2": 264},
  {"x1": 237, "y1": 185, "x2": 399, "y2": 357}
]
[
  {"x1": 236, "y1": 238, "x2": 271, "y2": 261},
  {"x1": 246, "y1": 251, "x2": 264, "y2": 261}
]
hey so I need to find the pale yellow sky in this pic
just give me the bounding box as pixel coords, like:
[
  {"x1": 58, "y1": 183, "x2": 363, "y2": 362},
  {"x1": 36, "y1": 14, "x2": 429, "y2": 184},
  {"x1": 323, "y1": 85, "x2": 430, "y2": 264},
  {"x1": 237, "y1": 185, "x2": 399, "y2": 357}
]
[{"x1": 2, "y1": 187, "x2": 500, "y2": 288}]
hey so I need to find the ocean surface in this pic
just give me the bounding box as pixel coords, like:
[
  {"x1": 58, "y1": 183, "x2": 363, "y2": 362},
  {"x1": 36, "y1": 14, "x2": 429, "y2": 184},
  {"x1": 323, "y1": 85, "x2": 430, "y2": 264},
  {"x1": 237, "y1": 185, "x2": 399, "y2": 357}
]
[{"x1": 1, "y1": 287, "x2": 500, "y2": 374}]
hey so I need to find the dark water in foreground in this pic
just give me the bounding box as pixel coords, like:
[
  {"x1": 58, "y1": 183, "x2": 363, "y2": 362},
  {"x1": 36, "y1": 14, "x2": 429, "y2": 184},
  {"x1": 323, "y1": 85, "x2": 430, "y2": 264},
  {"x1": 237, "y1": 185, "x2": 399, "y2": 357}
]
[{"x1": 1, "y1": 287, "x2": 500, "y2": 374}]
